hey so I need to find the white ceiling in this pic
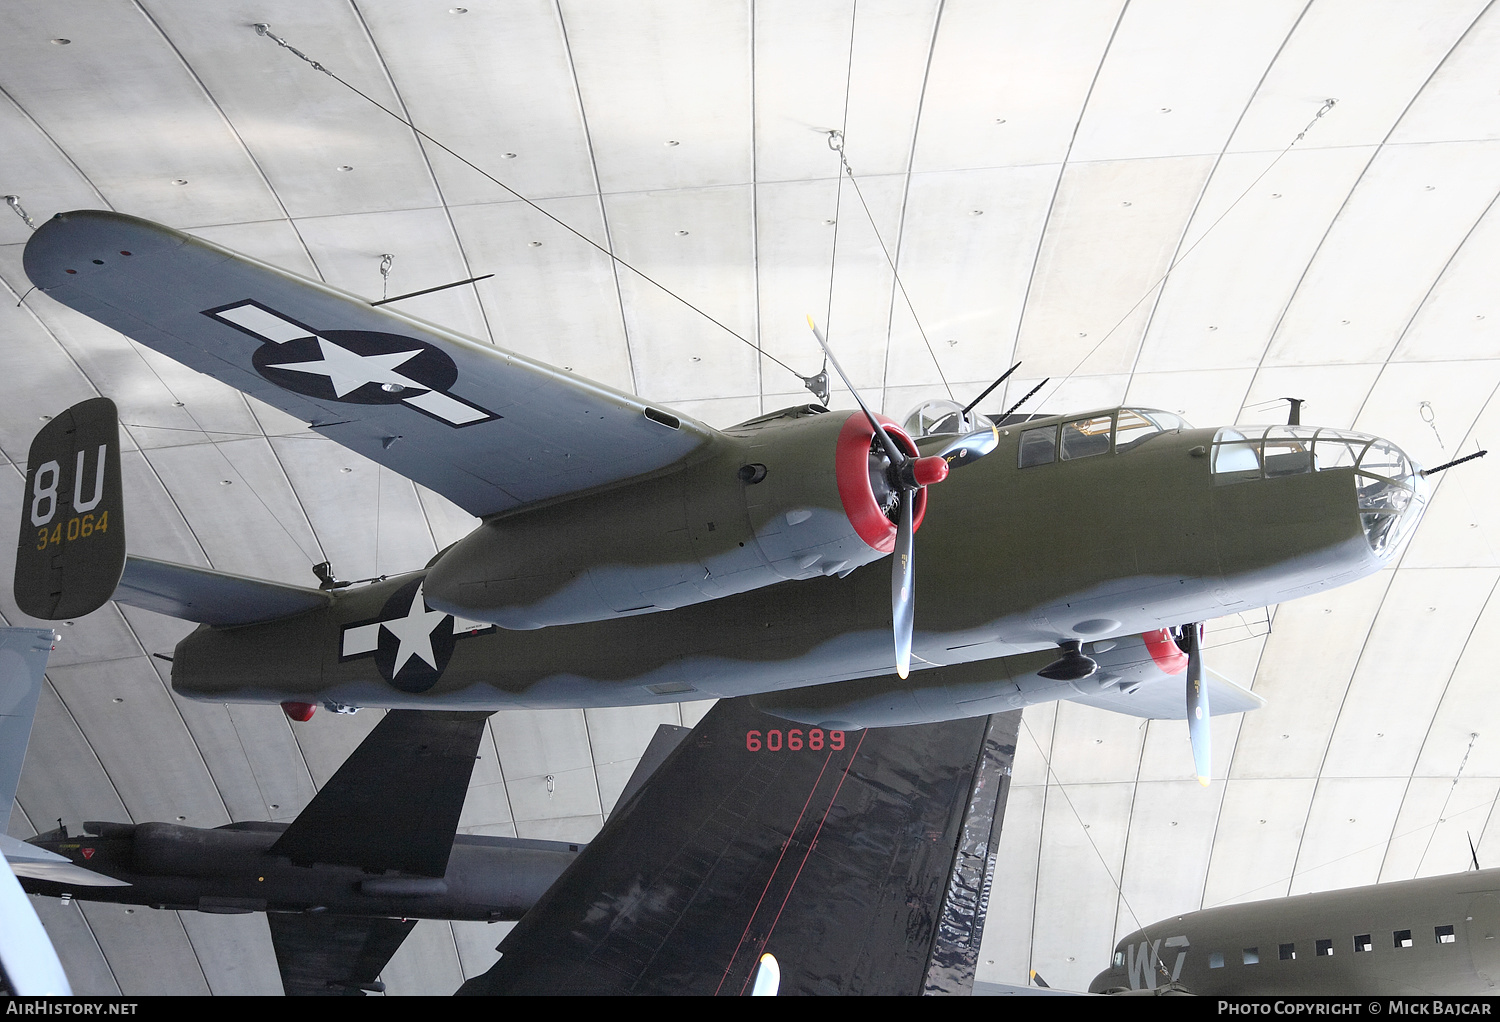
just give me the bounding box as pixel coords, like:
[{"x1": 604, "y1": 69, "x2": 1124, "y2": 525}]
[{"x1": 3, "y1": 0, "x2": 1500, "y2": 996}]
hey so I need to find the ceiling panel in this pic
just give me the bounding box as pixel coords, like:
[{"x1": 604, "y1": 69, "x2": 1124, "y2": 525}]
[
  {"x1": 178, "y1": 911, "x2": 281, "y2": 996},
  {"x1": 1114, "y1": 778, "x2": 1226, "y2": 935},
  {"x1": 139, "y1": 1, "x2": 442, "y2": 221},
  {"x1": 1379, "y1": 776, "x2": 1500, "y2": 882},
  {"x1": 1070, "y1": 0, "x2": 1304, "y2": 163},
  {"x1": 1225, "y1": 0, "x2": 1487, "y2": 152},
  {"x1": 362, "y1": 2, "x2": 598, "y2": 206},
  {"x1": 0, "y1": 2, "x2": 281, "y2": 226},
  {"x1": 1289, "y1": 775, "x2": 1408, "y2": 895},
  {"x1": 1031, "y1": 781, "x2": 1135, "y2": 992},
  {"x1": 1265, "y1": 141, "x2": 1500, "y2": 367},
  {"x1": 80, "y1": 903, "x2": 211, "y2": 995},
  {"x1": 1136, "y1": 146, "x2": 1375, "y2": 373},
  {"x1": 606, "y1": 184, "x2": 758, "y2": 402},
  {"x1": 563, "y1": 0, "x2": 752, "y2": 195},
  {"x1": 292, "y1": 207, "x2": 491, "y2": 343},
  {"x1": 1229, "y1": 571, "x2": 1390, "y2": 781},
  {"x1": 1014, "y1": 155, "x2": 1215, "y2": 377},
  {"x1": 1319, "y1": 567, "x2": 1497, "y2": 779},
  {"x1": 1202, "y1": 777, "x2": 1315, "y2": 907},
  {"x1": 913, "y1": 0, "x2": 1122, "y2": 172}
]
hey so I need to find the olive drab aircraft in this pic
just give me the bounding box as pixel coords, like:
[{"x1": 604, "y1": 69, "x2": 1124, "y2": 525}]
[{"x1": 14, "y1": 211, "x2": 1434, "y2": 784}]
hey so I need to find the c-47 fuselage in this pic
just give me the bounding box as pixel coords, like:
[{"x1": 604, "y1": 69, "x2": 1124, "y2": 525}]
[{"x1": 169, "y1": 407, "x2": 1424, "y2": 711}]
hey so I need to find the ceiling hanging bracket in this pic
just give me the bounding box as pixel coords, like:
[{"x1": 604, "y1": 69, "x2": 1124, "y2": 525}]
[{"x1": 5, "y1": 195, "x2": 36, "y2": 231}]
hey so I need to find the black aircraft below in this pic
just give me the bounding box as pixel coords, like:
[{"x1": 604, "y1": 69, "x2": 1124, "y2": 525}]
[
  {"x1": 15, "y1": 710, "x2": 581, "y2": 996},
  {"x1": 459, "y1": 697, "x2": 1021, "y2": 996}
]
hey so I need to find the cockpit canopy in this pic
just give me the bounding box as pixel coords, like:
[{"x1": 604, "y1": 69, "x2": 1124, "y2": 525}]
[
  {"x1": 1211, "y1": 425, "x2": 1427, "y2": 555},
  {"x1": 1014, "y1": 408, "x2": 1191, "y2": 467}
]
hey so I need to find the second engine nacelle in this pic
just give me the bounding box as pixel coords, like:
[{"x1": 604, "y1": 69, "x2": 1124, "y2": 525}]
[{"x1": 423, "y1": 407, "x2": 928, "y2": 628}]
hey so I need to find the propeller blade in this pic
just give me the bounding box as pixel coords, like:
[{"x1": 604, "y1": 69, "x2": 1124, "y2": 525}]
[
  {"x1": 806, "y1": 315, "x2": 906, "y2": 467},
  {"x1": 892, "y1": 492, "x2": 915, "y2": 680},
  {"x1": 1182, "y1": 622, "x2": 1211, "y2": 786},
  {"x1": 932, "y1": 424, "x2": 1000, "y2": 470}
]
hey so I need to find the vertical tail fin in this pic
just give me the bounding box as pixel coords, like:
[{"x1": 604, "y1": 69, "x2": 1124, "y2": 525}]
[{"x1": 13, "y1": 398, "x2": 125, "y2": 620}]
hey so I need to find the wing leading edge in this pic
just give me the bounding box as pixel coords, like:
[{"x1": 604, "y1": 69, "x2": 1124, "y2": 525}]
[{"x1": 23, "y1": 211, "x2": 718, "y2": 518}]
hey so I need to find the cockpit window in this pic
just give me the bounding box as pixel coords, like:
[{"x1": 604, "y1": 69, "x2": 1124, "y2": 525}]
[
  {"x1": 1018, "y1": 408, "x2": 1188, "y2": 468},
  {"x1": 1211, "y1": 428, "x2": 1260, "y2": 477},
  {"x1": 1115, "y1": 409, "x2": 1161, "y2": 453},
  {"x1": 1060, "y1": 416, "x2": 1112, "y2": 460},
  {"x1": 1019, "y1": 425, "x2": 1057, "y2": 467}
]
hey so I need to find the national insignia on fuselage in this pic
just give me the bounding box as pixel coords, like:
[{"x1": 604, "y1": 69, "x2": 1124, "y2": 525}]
[{"x1": 340, "y1": 578, "x2": 494, "y2": 693}]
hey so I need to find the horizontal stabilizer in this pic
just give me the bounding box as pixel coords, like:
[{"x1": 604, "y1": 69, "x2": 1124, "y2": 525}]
[
  {"x1": 113, "y1": 555, "x2": 331, "y2": 627},
  {"x1": 1068, "y1": 667, "x2": 1265, "y2": 720}
]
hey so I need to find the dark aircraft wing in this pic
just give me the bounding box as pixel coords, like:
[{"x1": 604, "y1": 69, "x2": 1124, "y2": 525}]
[
  {"x1": 23, "y1": 211, "x2": 718, "y2": 518},
  {"x1": 267, "y1": 914, "x2": 417, "y2": 997},
  {"x1": 269, "y1": 709, "x2": 492, "y2": 876},
  {"x1": 458, "y1": 698, "x2": 1020, "y2": 996}
]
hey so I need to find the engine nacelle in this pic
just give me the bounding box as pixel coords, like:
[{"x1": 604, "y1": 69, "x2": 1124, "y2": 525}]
[{"x1": 423, "y1": 407, "x2": 927, "y2": 628}]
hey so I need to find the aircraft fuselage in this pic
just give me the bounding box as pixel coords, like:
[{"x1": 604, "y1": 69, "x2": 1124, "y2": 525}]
[
  {"x1": 168, "y1": 412, "x2": 1415, "y2": 710},
  {"x1": 22, "y1": 822, "x2": 579, "y2": 922},
  {"x1": 1092, "y1": 868, "x2": 1500, "y2": 996}
]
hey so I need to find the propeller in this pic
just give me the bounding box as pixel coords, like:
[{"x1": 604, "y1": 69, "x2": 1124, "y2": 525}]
[
  {"x1": 1178, "y1": 622, "x2": 1211, "y2": 786},
  {"x1": 806, "y1": 316, "x2": 997, "y2": 679}
]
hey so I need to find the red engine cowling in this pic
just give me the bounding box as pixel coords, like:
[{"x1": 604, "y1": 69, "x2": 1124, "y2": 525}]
[{"x1": 834, "y1": 411, "x2": 928, "y2": 554}]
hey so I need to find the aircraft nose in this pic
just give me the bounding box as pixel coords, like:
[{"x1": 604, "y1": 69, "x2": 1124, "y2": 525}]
[
  {"x1": 1349, "y1": 435, "x2": 1428, "y2": 557},
  {"x1": 1215, "y1": 425, "x2": 1431, "y2": 559}
]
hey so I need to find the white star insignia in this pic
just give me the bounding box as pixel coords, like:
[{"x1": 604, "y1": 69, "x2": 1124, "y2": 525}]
[
  {"x1": 267, "y1": 338, "x2": 426, "y2": 398},
  {"x1": 379, "y1": 583, "x2": 449, "y2": 674}
]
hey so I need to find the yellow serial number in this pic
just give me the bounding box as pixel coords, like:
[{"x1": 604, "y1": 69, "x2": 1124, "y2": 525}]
[{"x1": 36, "y1": 511, "x2": 109, "y2": 550}]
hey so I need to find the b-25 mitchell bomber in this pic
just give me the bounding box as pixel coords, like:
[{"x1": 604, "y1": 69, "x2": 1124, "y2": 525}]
[{"x1": 13, "y1": 211, "x2": 1434, "y2": 782}]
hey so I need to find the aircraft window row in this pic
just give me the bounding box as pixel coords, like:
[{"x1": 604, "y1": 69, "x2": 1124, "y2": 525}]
[
  {"x1": 1203, "y1": 926, "x2": 1460, "y2": 968},
  {"x1": 1018, "y1": 408, "x2": 1187, "y2": 468}
]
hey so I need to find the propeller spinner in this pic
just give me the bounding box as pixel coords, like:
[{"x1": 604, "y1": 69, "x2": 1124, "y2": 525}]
[{"x1": 806, "y1": 317, "x2": 997, "y2": 678}]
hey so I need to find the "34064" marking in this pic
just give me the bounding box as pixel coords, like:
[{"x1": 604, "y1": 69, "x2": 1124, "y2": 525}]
[
  {"x1": 35, "y1": 511, "x2": 110, "y2": 550},
  {"x1": 745, "y1": 729, "x2": 844, "y2": 752}
]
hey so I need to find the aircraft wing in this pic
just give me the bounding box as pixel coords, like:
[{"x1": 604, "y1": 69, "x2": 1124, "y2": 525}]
[
  {"x1": 23, "y1": 211, "x2": 718, "y2": 518},
  {"x1": 458, "y1": 697, "x2": 1020, "y2": 996},
  {"x1": 267, "y1": 914, "x2": 417, "y2": 997}
]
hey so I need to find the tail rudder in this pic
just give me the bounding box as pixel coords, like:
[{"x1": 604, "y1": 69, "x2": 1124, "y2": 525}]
[{"x1": 14, "y1": 398, "x2": 125, "y2": 620}]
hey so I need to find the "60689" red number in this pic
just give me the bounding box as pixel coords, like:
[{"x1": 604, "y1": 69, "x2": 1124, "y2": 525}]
[{"x1": 745, "y1": 728, "x2": 844, "y2": 752}]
